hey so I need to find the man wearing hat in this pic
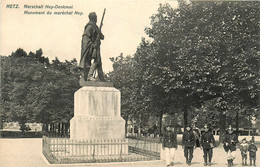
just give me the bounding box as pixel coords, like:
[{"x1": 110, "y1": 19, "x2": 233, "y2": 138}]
[
  {"x1": 200, "y1": 124, "x2": 216, "y2": 166},
  {"x1": 223, "y1": 125, "x2": 238, "y2": 167},
  {"x1": 162, "y1": 125, "x2": 178, "y2": 166},
  {"x1": 182, "y1": 124, "x2": 196, "y2": 166},
  {"x1": 248, "y1": 137, "x2": 258, "y2": 166},
  {"x1": 79, "y1": 12, "x2": 106, "y2": 82}
]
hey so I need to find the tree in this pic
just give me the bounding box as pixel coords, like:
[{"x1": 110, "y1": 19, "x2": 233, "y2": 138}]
[
  {"x1": 144, "y1": 1, "x2": 259, "y2": 132},
  {"x1": 109, "y1": 54, "x2": 141, "y2": 135},
  {"x1": 32, "y1": 57, "x2": 80, "y2": 135},
  {"x1": 1, "y1": 48, "x2": 80, "y2": 134},
  {"x1": 1, "y1": 48, "x2": 49, "y2": 131},
  {"x1": 109, "y1": 1, "x2": 259, "y2": 137}
]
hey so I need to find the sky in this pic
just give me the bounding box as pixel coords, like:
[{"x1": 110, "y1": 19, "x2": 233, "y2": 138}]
[{"x1": 0, "y1": 0, "x2": 178, "y2": 73}]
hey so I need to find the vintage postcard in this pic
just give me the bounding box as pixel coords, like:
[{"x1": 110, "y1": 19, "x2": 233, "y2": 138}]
[{"x1": 1, "y1": 0, "x2": 259, "y2": 167}]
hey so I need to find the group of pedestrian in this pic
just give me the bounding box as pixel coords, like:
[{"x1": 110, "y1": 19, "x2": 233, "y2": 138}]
[
  {"x1": 223, "y1": 126, "x2": 258, "y2": 167},
  {"x1": 162, "y1": 124, "x2": 214, "y2": 166},
  {"x1": 239, "y1": 137, "x2": 258, "y2": 166},
  {"x1": 162, "y1": 124, "x2": 258, "y2": 167}
]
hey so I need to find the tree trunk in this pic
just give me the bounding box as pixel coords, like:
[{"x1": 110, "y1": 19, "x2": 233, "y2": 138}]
[
  {"x1": 42, "y1": 124, "x2": 45, "y2": 132},
  {"x1": 52, "y1": 123, "x2": 54, "y2": 135},
  {"x1": 65, "y1": 123, "x2": 69, "y2": 137},
  {"x1": 219, "y1": 110, "x2": 226, "y2": 143},
  {"x1": 137, "y1": 114, "x2": 141, "y2": 136},
  {"x1": 58, "y1": 123, "x2": 61, "y2": 136},
  {"x1": 183, "y1": 106, "x2": 188, "y2": 127},
  {"x1": 46, "y1": 123, "x2": 49, "y2": 132},
  {"x1": 124, "y1": 114, "x2": 129, "y2": 137},
  {"x1": 159, "y1": 110, "x2": 163, "y2": 137},
  {"x1": 0, "y1": 119, "x2": 3, "y2": 130},
  {"x1": 61, "y1": 123, "x2": 63, "y2": 135},
  {"x1": 54, "y1": 123, "x2": 57, "y2": 135},
  {"x1": 236, "y1": 110, "x2": 239, "y2": 135},
  {"x1": 131, "y1": 118, "x2": 136, "y2": 136}
]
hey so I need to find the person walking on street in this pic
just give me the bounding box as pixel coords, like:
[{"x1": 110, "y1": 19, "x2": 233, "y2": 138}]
[
  {"x1": 249, "y1": 138, "x2": 258, "y2": 166},
  {"x1": 200, "y1": 124, "x2": 216, "y2": 166},
  {"x1": 193, "y1": 125, "x2": 201, "y2": 147},
  {"x1": 223, "y1": 126, "x2": 238, "y2": 167},
  {"x1": 162, "y1": 125, "x2": 178, "y2": 166},
  {"x1": 182, "y1": 124, "x2": 196, "y2": 166}
]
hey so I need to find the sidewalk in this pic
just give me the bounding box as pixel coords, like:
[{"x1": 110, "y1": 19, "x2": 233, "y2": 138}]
[{"x1": 0, "y1": 138, "x2": 259, "y2": 167}]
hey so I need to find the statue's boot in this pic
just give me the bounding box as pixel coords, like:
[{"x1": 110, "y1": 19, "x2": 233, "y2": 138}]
[
  {"x1": 80, "y1": 67, "x2": 90, "y2": 81},
  {"x1": 97, "y1": 64, "x2": 105, "y2": 82}
]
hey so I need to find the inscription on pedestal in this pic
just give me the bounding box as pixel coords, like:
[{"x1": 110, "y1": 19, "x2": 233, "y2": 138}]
[{"x1": 98, "y1": 126, "x2": 113, "y2": 133}]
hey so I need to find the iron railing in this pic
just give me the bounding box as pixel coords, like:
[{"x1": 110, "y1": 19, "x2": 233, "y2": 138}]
[{"x1": 42, "y1": 136, "x2": 161, "y2": 164}]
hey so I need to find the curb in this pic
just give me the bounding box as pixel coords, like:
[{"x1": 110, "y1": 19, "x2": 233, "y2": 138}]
[{"x1": 42, "y1": 154, "x2": 164, "y2": 167}]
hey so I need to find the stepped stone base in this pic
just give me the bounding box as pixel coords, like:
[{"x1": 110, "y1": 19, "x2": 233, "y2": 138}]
[{"x1": 70, "y1": 86, "x2": 125, "y2": 140}]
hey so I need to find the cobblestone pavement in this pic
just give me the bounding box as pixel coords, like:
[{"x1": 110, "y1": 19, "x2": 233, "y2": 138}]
[{"x1": 0, "y1": 138, "x2": 259, "y2": 167}]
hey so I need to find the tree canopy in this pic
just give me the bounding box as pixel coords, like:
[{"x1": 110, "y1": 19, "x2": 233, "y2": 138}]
[
  {"x1": 1, "y1": 48, "x2": 80, "y2": 132},
  {"x1": 109, "y1": 1, "x2": 259, "y2": 135}
]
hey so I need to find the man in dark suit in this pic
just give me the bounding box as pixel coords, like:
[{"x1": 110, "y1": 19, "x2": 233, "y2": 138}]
[
  {"x1": 223, "y1": 126, "x2": 238, "y2": 167},
  {"x1": 201, "y1": 124, "x2": 216, "y2": 166},
  {"x1": 182, "y1": 124, "x2": 196, "y2": 166}
]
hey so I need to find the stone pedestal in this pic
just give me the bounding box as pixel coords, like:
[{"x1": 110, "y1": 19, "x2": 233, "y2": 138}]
[{"x1": 70, "y1": 86, "x2": 125, "y2": 140}]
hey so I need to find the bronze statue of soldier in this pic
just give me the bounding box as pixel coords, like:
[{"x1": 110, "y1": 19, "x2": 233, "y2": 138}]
[{"x1": 79, "y1": 10, "x2": 106, "y2": 82}]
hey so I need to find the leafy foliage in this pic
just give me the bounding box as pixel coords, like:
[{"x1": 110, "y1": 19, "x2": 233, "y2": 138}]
[
  {"x1": 1, "y1": 48, "x2": 80, "y2": 132},
  {"x1": 110, "y1": 1, "x2": 259, "y2": 134}
]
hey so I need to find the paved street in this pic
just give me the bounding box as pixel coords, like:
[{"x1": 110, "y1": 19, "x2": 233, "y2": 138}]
[
  {"x1": 0, "y1": 138, "x2": 46, "y2": 167},
  {"x1": 0, "y1": 138, "x2": 259, "y2": 167}
]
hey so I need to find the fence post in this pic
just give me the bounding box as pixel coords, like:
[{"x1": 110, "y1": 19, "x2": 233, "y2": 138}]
[
  {"x1": 120, "y1": 143, "x2": 122, "y2": 158},
  {"x1": 92, "y1": 143, "x2": 95, "y2": 160},
  {"x1": 64, "y1": 138, "x2": 66, "y2": 158}
]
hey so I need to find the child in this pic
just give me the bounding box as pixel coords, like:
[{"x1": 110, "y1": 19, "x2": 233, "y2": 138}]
[
  {"x1": 240, "y1": 138, "x2": 249, "y2": 166},
  {"x1": 248, "y1": 139, "x2": 258, "y2": 166}
]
